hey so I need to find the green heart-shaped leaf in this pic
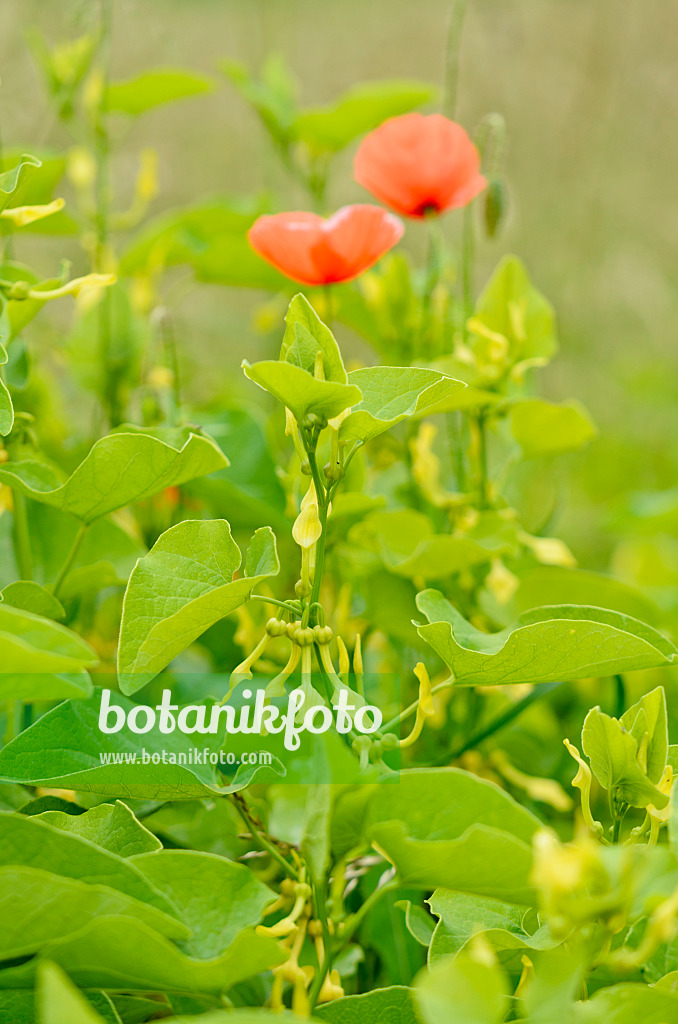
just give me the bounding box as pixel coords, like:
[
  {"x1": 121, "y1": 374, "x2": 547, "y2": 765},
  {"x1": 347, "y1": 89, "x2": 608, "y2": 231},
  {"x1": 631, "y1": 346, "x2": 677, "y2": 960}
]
[
  {"x1": 118, "y1": 521, "x2": 279, "y2": 694},
  {"x1": 339, "y1": 367, "x2": 465, "y2": 444},
  {"x1": 0, "y1": 427, "x2": 227, "y2": 524},
  {"x1": 416, "y1": 590, "x2": 678, "y2": 685},
  {"x1": 243, "y1": 359, "x2": 361, "y2": 422}
]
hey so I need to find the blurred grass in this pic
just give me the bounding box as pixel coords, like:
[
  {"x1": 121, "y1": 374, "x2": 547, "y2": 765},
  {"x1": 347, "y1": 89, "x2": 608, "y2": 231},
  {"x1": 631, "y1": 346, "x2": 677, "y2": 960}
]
[{"x1": 2, "y1": 0, "x2": 678, "y2": 570}]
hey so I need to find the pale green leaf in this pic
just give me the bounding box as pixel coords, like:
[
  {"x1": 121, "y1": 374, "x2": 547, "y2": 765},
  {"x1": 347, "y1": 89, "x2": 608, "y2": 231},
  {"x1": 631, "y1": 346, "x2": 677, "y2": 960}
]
[
  {"x1": 0, "y1": 155, "x2": 41, "y2": 212},
  {"x1": 37, "y1": 801, "x2": 161, "y2": 857},
  {"x1": 243, "y1": 359, "x2": 361, "y2": 423},
  {"x1": 315, "y1": 986, "x2": 418, "y2": 1024},
  {"x1": 0, "y1": 670, "x2": 92, "y2": 702},
  {"x1": 366, "y1": 769, "x2": 541, "y2": 904},
  {"x1": 0, "y1": 865, "x2": 186, "y2": 959},
  {"x1": 0, "y1": 691, "x2": 281, "y2": 800},
  {"x1": 417, "y1": 590, "x2": 678, "y2": 685},
  {"x1": 293, "y1": 80, "x2": 436, "y2": 152},
  {"x1": 0, "y1": 811, "x2": 179, "y2": 915},
  {"x1": 473, "y1": 255, "x2": 557, "y2": 363},
  {"x1": 0, "y1": 916, "x2": 285, "y2": 997},
  {"x1": 414, "y1": 950, "x2": 508, "y2": 1024},
  {"x1": 281, "y1": 293, "x2": 347, "y2": 383},
  {"x1": 0, "y1": 580, "x2": 65, "y2": 620},
  {"x1": 0, "y1": 427, "x2": 227, "y2": 524},
  {"x1": 131, "y1": 849, "x2": 274, "y2": 957},
  {"x1": 118, "y1": 521, "x2": 279, "y2": 693},
  {"x1": 106, "y1": 68, "x2": 214, "y2": 116},
  {"x1": 575, "y1": 982, "x2": 678, "y2": 1023},
  {"x1": 300, "y1": 785, "x2": 332, "y2": 886},
  {"x1": 0, "y1": 603, "x2": 97, "y2": 673},
  {"x1": 582, "y1": 705, "x2": 668, "y2": 809},
  {"x1": 427, "y1": 890, "x2": 525, "y2": 962},
  {"x1": 339, "y1": 367, "x2": 465, "y2": 444},
  {"x1": 37, "y1": 961, "x2": 106, "y2": 1024},
  {"x1": 510, "y1": 398, "x2": 596, "y2": 457}
]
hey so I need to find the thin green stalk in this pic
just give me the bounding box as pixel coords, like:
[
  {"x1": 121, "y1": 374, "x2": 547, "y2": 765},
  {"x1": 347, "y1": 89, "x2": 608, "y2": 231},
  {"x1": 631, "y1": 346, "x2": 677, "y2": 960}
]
[
  {"x1": 612, "y1": 815, "x2": 622, "y2": 844},
  {"x1": 52, "y1": 523, "x2": 89, "y2": 599},
  {"x1": 249, "y1": 593, "x2": 300, "y2": 616},
  {"x1": 308, "y1": 879, "x2": 332, "y2": 1008},
  {"x1": 382, "y1": 679, "x2": 454, "y2": 733},
  {"x1": 445, "y1": 680, "x2": 564, "y2": 761},
  {"x1": 442, "y1": 0, "x2": 469, "y2": 119},
  {"x1": 11, "y1": 491, "x2": 33, "y2": 580},
  {"x1": 461, "y1": 202, "x2": 475, "y2": 337},
  {"x1": 614, "y1": 674, "x2": 625, "y2": 718},
  {"x1": 476, "y1": 410, "x2": 489, "y2": 507},
  {"x1": 231, "y1": 795, "x2": 299, "y2": 879}
]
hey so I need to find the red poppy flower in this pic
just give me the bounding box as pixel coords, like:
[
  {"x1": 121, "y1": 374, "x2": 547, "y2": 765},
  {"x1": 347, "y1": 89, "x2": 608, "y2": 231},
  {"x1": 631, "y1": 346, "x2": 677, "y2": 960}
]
[
  {"x1": 248, "y1": 204, "x2": 404, "y2": 286},
  {"x1": 354, "y1": 113, "x2": 486, "y2": 218}
]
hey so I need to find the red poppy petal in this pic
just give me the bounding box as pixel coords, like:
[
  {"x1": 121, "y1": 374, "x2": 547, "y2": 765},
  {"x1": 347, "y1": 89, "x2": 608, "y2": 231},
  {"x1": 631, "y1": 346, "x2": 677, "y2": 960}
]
[
  {"x1": 311, "y1": 205, "x2": 404, "y2": 284},
  {"x1": 248, "y1": 212, "x2": 327, "y2": 285},
  {"x1": 354, "y1": 112, "x2": 485, "y2": 217}
]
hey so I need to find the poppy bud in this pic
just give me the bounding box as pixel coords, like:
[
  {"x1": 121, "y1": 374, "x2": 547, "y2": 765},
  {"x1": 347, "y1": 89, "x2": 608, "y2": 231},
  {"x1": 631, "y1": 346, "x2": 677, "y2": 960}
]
[{"x1": 484, "y1": 175, "x2": 508, "y2": 238}]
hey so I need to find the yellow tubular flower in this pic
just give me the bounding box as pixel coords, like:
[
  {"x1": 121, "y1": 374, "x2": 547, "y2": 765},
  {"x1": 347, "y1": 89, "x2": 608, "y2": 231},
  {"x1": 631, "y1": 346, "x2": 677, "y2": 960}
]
[
  {"x1": 0, "y1": 197, "x2": 65, "y2": 226},
  {"x1": 26, "y1": 273, "x2": 116, "y2": 301},
  {"x1": 265, "y1": 644, "x2": 300, "y2": 699},
  {"x1": 293, "y1": 482, "x2": 322, "y2": 549},
  {"x1": 648, "y1": 765, "x2": 673, "y2": 845},
  {"x1": 563, "y1": 738, "x2": 604, "y2": 836},
  {"x1": 337, "y1": 636, "x2": 350, "y2": 678},
  {"x1": 399, "y1": 663, "x2": 435, "y2": 749},
  {"x1": 226, "y1": 633, "x2": 270, "y2": 697},
  {"x1": 491, "y1": 749, "x2": 572, "y2": 812}
]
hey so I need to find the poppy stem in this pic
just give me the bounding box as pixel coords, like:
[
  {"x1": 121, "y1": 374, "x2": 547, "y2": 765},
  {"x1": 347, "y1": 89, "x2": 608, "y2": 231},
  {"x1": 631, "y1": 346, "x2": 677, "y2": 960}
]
[
  {"x1": 442, "y1": 0, "x2": 469, "y2": 119},
  {"x1": 323, "y1": 284, "x2": 335, "y2": 332},
  {"x1": 461, "y1": 202, "x2": 475, "y2": 337}
]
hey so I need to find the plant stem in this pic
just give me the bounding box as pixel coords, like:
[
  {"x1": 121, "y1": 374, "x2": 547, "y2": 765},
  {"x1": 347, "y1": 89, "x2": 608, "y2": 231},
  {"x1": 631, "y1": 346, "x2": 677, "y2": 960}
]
[
  {"x1": 442, "y1": 0, "x2": 469, "y2": 119},
  {"x1": 476, "y1": 410, "x2": 489, "y2": 507},
  {"x1": 445, "y1": 680, "x2": 564, "y2": 761},
  {"x1": 308, "y1": 880, "x2": 332, "y2": 1008},
  {"x1": 52, "y1": 523, "x2": 89, "y2": 599},
  {"x1": 231, "y1": 794, "x2": 299, "y2": 879},
  {"x1": 612, "y1": 815, "x2": 622, "y2": 844},
  {"x1": 382, "y1": 679, "x2": 454, "y2": 733},
  {"x1": 614, "y1": 674, "x2": 625, "y2": 718},
  {"x1": 249, "y1": 594, "x2": 300, "y2": 616},
  {"x1": 11, "y1": 491, "x2": 33, "y2": 580},
  {"x1": 461, "y1": 202, "x2": 475, "y2": 337}
]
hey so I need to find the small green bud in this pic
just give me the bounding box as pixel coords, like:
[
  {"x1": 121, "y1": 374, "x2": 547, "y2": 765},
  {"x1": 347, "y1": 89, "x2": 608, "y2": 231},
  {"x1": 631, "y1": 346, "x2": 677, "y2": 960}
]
[
  {"x1": 293, "y1": 626, "x2": 315, "y2": 647},
  {"x1": 7, "y1": 280, "x2": 30, "y2": 301},
  {"x1": 286, "y1": 620, "x2": 302, "y2": 639},
  {"x1": 381, "y1": 732, "x2": 399, "y2": 751},
  {"x1": 313, "y1": 624, "x2": 333, "y2": 645},
  {"x1": 484, "y1": 175, "x2": 508, "y2": 238},
  {"x1": 265, "y1": 617, "x2": 286, "y2": 638},
  {"x1": 295, "y1": 579, "x2": 311, "y2": 598}
]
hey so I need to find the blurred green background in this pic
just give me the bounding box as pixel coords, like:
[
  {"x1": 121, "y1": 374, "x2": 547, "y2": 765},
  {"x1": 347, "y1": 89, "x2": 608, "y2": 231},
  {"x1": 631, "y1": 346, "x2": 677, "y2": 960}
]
[{"x1": 2, "y1": 0, "x2": 677, "y2": 580}]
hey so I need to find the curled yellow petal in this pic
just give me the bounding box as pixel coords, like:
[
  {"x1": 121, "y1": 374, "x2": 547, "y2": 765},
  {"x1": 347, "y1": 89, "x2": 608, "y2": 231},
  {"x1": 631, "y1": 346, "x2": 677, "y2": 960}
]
[
  {"x1": 563, "y1": 738, "x2": 603, "y2": 835},
  {"x1": 400, "y1": 663, "x2": 436, "y2": 749},
  {"x1": 27, "y1": 273, "x2": 116, "y2": 302},
  {"x1": 0, "y1": 197, "x2": 65, "y2": 226},
  {"x1": 492, "y1": 749, "x2": 572, "y2": 812}
]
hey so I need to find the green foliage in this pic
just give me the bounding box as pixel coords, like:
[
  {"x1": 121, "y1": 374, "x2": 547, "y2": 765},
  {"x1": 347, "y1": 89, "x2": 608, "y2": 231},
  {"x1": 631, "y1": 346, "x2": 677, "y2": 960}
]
[
  {"x1": 0, "y1": 427, "x2": 227, "y2": 524},
  {"x1": 106, "y1": 68, "x2": 215, "y2": 116},
  {"x1": 0, "y1": 14, "x2": 675, "y2": 1024},
  {"x1": 417, "y1": 590, "x2": 678, "y2": 684},
  {"x1": 510, "y1": 398, "x2": 597, "y2": 458},
  {"x1": 118, "y1": 521, "x2": 279, "y2": 693}
]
